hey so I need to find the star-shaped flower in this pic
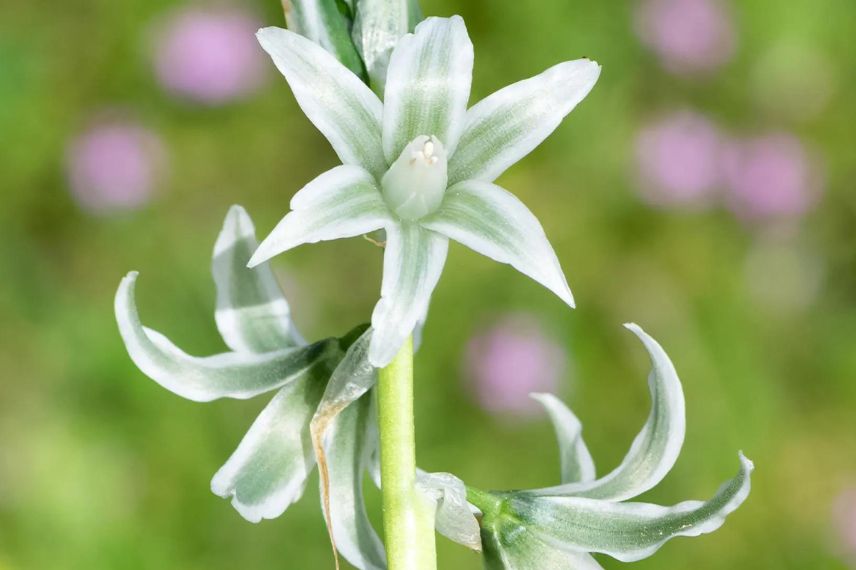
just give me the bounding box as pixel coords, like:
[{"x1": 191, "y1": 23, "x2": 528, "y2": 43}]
[
  {"x1": 463, "y1": 324, "x2": 753, "y2": 568},
  {"x1": 249, "y1": 16, "x2": 601, "y2": 367}
]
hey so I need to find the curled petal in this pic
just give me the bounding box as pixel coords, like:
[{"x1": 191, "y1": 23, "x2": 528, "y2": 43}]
[
  {"x1": 530, "y1": 393, "x2": 595, "y2": 485},
  {"x1": 249, "y1": 166, "x2": 391, "y2": 267},
  {"x1": 421, "y1": 180, "x2": 573, "y2": 307},
  {"x1": 532, "y1": 324, "x2": 685, "y2": 501},
  {"x1": 449, "y1": 59, "x2": 600, "y2": 185},
  {"x1": 115, "y1": 272, "x2": 338, "y2": 402},
  {"x1": 417, "y1": 471, "x2": 481, "y2": 551},
  {"x1": 212, "y1": 205, "x2": 303, "y2": 353},
  {"x1": 210, "y1": 368, "x2": 332, "y2": 522},
  {"x1": 368, "y1": 223, "x2": 448, "y2": 367},
  {"x1": 512, "y1": 454, "x2": 753, "y2": 562},
  {"x1": 382, "y1": 16, "x2": 474, "y2": 162},
  {"x1": 257, "y1": 27, "x2": 387, "y2": 179}
]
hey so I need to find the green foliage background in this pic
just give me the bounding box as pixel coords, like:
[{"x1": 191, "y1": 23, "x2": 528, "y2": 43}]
[{"x1": 1, "y1": 0, "x2": 855, "y2": 568}]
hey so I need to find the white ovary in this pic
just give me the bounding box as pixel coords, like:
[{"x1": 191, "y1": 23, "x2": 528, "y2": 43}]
[{"x1": 381, "y1": 135, "x2": 449, "y2": 220}]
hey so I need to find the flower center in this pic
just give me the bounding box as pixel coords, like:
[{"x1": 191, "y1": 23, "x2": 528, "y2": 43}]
[{"x1": 381, "y1": 135, "x2": 448, "y2": 221}]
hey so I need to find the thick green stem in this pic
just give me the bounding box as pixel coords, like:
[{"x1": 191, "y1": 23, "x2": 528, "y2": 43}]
[{"x1": 377, "y1": 336, "x2": 436, "y2": 570}]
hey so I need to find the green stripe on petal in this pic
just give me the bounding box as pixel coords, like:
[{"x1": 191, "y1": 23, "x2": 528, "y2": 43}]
[
  {"x1": 248, "y1": 165, "x2": 391, "y2": 267},
  {"x1": 257, "y1": 27, "x2": 387, "y2": 179},
  {"x1": 382, "y1": 16, "x2": 473, "y2": 162},
  {"x1": 350, "y1": 0, "x2": 421, "y2": 91},
  {"x1": 481, "y1": 523, "x2": 604, "y2": 570},
  {"x1": 421, "y1": 180, "x2": 574, "y2": 307},
  {"x1": 532, "y1": 324, "x2": 684, "y2": 501},
  {"x1": 369, "y1": 223, "x2": 448, "y2": 367},
  {"x1": 530, "y1": 393, "x2": 595, "y2": 485},
  {"x1": 210, "y1": 366, "x2": 332, "y2": 522},
  {"x1": 283, "y1": 0, "x2": 366, "y2": 78},
  {"x1": 513, "y1": 454, "x2": 753, "y2": 563},
  {"x1": 448, "y1": 59, "x2": 601, "y2": 185},
  {"x1": 213, "y1": 205, "x2": 304, "y2": 353},
  {"x1": 115, "y1": 272, "x2": 339, "y2": 402}
]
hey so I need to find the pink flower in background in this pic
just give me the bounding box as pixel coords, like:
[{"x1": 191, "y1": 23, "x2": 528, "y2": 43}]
[
  {"x1": 465, "y1": 315, "x2": 567, "y2": 417},
  {"x1": 635, "y1": 0, "x2": 736, "y2": 76},
  {"x1": 722, "y1": 133, "x2": 822, "y2": 221},
  {"x1": 66, "y1": 120, "x2": 166, "y2": 215},
  {"x1": 833, "y1": 486, "x2": 856, "y2": 566},
  {"x1": 152, "y1": 7, "x2": 267, "y2": 104},
  {"x1": 634, "y1": 111, "x2": 724, "y2": 208}
]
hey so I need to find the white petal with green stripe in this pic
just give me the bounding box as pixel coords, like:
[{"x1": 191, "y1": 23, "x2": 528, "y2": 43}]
[
  {"x1": 382, "y1": 16, "x2": 473, "y2": 162},
  {"x1": 212, "y1": 205, "x2": 303, "y2": 353},
  {"x1": 115, "y1": 272, "x2": 339, "y2": 402},
  {"x1": 512, "y1": 454, "x2": 753, "y2": 562},
  {"x1": 283, "y1": 0, "x2": 365, "y2": 77},
  {"x1": 249, "y1": 166, "x2": 392, "y2": 267},
  {"x1": 210, "y1": 368, "x2": 333, "y2": 523},
  {"x1": 532, "y1": 324, "x2": 685, "y2": 501},
  {"x1": 481, "y1": 523, "x2": 604, "y2": 570},
  {"x1": 257, "y1": 27, "x2": 387, "y2": 179},
  {"x1": 530, "y1": 393, "x2": 595, "y2": 485},
  {"x1": 421, "y1": 180, "x2": 573, "y2": 307},
  {"x1": 350, "y1": 0, "x2": 421, "y2": 90},
  {"x1": 417, "y1": 471, "x2": 481, "y2": 551},
  {"x1": 369, "y1": 222, "x2": 448, "y2": 367},
  {"x1": 448, "y1": 59, "x2": 600, "y2": 185}
]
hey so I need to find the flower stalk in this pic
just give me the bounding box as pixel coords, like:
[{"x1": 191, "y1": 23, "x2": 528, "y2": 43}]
[{"x1": 377, "y1": 336, "x2": 437, "y2": 570}]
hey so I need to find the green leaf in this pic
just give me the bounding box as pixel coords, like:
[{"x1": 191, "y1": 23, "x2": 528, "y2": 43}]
[
  {"x1": 509, "y1": 454, "x2": 753, "y2": 563},
  {"x1": 209, "y1": 364, "x2": 333, "y2": 522},
  {"x1": 421, "y1": 180, "x2": 574, "y2": 307},
  {"x1": 283, "y1": 0, "x2": 366, "y2": 78},
  {"x1": 369, "y1": 222, "x2": 448, "y2": 367},
  {"x1": 249, "y1": 165, "x2": 391, "y2": 267},
  {"x1": 448, "y1": 59, "x2": 600, "y2": 185},
  {"x1": 257, "y1": 27, "x2": 387, "y2": 179},
  {"x1": 115, "y1": 272, "x2": 339, "y2": 402},
  {"x1": 382, "y1": 16, "x2": 473, "y2": 162},
  {"x1": 212, "y1": 205, "x2": 304, "y2": 353},
  {"x1": 531, "y1": 324, "x2": 685, "y2": 501},
  {"x1": 530, "y1": 393, "x2": 595, "y2": 485}
]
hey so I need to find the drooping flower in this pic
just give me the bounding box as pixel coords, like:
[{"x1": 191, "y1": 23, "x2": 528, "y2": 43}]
[
  {"x1": 248, "y1": 16, "x2": 601, "y2": 367},
  {"x1": 66, "y1": 119, "x2": 166, "y2": 214},
  {"x1": 634, "y1": 110, "x2": 724, "y2": 209},
  {"x1": 463, "y1": 324, "x2": 753, "y2": 568},
  {"x1": 634, "y1": 0, "x2": 736, "y2": 76},
  {"x1": 152, "y1": 7, "x2": 267, "y2": 104},
  {"x1": 721, "y1": 133, "x2": 822, "y2": 221},
  {"x1": 465, "y1": 314, "x2": 567, "y2": 417}
]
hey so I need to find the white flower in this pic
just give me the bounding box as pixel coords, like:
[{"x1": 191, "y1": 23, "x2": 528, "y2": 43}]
[{"x1": 249, "y1": 16, "x2": 601, "y2": 367}]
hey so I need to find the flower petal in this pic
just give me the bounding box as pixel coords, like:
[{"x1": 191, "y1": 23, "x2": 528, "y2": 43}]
[
  {"x1": 283, "y1": 0, "x2": 365, "y2": 77},
  {"x1": 421, "y1": 180, "x2": 573, "y2": 307},
  {"x1": 212, "y1": 205, "x2": 304, "y2": 353},
  {"x1": 531, "y1": 324, "x2": 685, "y2": 501},
  {"x1": 513, "y1": 454, "x2": 753, "y2": 562},
  {"x1": 324, "y1": 392, "x2": 386, "y2": 570},
  {"x1": 417, "y1": 471, "x2": 482, "y2": 551},
  {"x1": 115, "y1": 272, "x2": 339, "y2": 402},
  {"x1": 248, "y1": 166, "x2": 391, "y2": 267},
  {"x1": 530, "y1": 393, "x2": 595, "y2": 485},
  {"x1": 257, "y1": 27, "x2": 387, "y2": 179},
  {"x1": 482, "y1": 524, "x2": 604, "y2": 570},
  {"x1": 368, "y1": 223, "x2": 449, "y2": 367},
  {"x1": 382, "y1": 16, "x2": 473, "y2": 162},
  {"x1": 448, "y1": 59, "x2": 601, "y2": 185},
  {"x1": 350, "y1": 0, "x2": 421, "y2": 89},
  {"x1": 210, "y1": 369, "x2": 332, "y2": 523}
]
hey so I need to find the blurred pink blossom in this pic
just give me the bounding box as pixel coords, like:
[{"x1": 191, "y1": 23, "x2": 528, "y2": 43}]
[
  {"x1": 66, "y1": 120, "x2": 166, "y2": 215},
  {"x1": 152, "y1": 7, "x2": 267, "y2": 104},
  {"x1": 721, "y1": 133, "x2": 822, "y2": 220},
  {"x1": 635, "y1": 0, "x2": 736, "y2": 76},
  {"x1": 634, "y1": 111, "x2": 724, "y2": 208},
  {"x1": 833, "y1": 486, "x2": 856, "y2": 566},
  {"x1": 465, "y1": 315, "x2": 567, "y2": 417}
]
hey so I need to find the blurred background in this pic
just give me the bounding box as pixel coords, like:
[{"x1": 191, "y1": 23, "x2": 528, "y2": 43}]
[{"x1": 1, "y1": 0, "x2": 855, "y2": 567}]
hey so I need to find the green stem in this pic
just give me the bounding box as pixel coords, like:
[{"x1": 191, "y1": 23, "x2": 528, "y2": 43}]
[{"x1": 377, "y1": 336, "x2": 436, "y2": 570}]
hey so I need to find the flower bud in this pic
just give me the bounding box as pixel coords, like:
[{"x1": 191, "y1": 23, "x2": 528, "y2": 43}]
[{"x1": 381, "y1": 135, "x2": 448, "y2": 220}]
